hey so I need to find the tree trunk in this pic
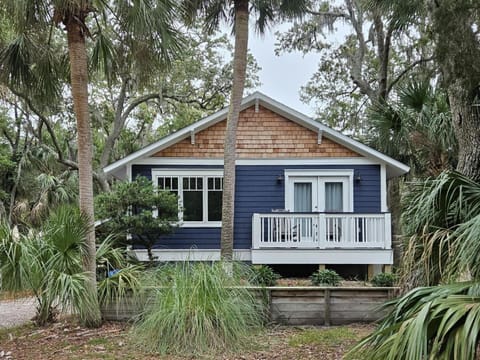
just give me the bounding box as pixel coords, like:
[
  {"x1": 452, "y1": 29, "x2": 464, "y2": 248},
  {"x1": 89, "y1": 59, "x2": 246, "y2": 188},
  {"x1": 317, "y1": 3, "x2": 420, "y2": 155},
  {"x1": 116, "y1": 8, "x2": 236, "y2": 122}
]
[
  {"x1": 220, "y1": 0, "x2": 249, "y2": 261},
  {"x1": 431, "y1": 0, "x2": 480, "y2": 182},
  {"x1": 65, "y1": 17, "x2": 101, "y2": 327},
  {"x1": 448, "y1": 83, "x2": 480, "y2": 182}
]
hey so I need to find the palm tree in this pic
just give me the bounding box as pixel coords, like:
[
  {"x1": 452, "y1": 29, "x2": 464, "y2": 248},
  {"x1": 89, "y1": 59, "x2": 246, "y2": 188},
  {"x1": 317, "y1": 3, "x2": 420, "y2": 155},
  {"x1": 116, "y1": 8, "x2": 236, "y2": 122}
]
[
  {"x1": 0, "y1": 0, "x2": 182, "y2": 327},
  {"x1": 368, "y1": 80, "x2": 456, "y2": 177},
  {"x1": 183, "y1": 0, "x2": 307, "y2": 260}
]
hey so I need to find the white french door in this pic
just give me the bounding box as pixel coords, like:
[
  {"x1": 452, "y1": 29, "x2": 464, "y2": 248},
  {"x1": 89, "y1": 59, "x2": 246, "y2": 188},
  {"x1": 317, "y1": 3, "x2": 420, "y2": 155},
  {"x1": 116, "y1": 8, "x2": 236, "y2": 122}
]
[
  {"x1": 287, "y1": 174, "x2": 353, "y2": 243},
  {"x1": 288, "y1": 176, "x2": 352, "y2": 213}
]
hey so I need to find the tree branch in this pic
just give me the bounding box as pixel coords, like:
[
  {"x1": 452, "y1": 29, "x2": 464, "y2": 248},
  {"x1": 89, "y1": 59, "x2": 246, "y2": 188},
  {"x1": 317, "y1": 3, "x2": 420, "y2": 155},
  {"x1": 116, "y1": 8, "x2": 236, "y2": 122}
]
[
  {"x1": 99, "y1": 77, "x2": 129, "y2": 168},
  {"x1": 306, "y1": 9, "x2": 348, "y2": 18},
  {"x1": 9, "y1": 88, "x2": 68, "y2": 163},
  {"x1": 387, "y1": 56, "x2": 434, "y2": 94}
]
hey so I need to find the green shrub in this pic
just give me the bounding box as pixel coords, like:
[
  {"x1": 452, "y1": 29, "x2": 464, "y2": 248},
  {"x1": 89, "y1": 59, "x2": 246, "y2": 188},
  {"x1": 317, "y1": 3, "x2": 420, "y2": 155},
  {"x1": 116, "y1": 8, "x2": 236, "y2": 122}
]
[
  {"x1": 370, "y1": 272, "x2": 397, "y2": 287},
  {"x1": 132, "y1": 261, "x2": 265, "y2": 355},
  {"x1": 310, "y1": 269, "x2": 343, "y2": 286},
  {"x1": 250, "y1": 265, "x2": 280, "y2": 286}
]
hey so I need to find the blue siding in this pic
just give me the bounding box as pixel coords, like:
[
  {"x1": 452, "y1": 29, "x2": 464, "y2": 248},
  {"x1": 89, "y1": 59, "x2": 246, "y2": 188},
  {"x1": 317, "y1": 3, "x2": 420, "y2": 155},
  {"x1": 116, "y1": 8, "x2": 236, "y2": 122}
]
[{"x1": 131, "y1": 164, "x2": 381, "y2": 250}]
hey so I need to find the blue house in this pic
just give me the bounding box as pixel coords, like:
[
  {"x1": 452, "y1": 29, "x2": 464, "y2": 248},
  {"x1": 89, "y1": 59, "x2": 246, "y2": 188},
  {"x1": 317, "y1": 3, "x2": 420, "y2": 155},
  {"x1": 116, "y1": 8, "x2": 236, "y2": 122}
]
[{"x1": 104, "y1": 92, "x2": 409, "y2": 276}]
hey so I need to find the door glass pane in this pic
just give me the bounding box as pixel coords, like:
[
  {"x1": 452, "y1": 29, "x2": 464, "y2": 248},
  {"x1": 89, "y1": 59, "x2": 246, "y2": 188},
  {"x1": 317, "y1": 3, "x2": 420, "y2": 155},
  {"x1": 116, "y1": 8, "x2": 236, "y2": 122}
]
[
  {"x1": 325, "y1": 182, "x2": 343, "y2": 212},
  {"x1": 294, "y1": 183, "x2": 312, "y2": 212}
]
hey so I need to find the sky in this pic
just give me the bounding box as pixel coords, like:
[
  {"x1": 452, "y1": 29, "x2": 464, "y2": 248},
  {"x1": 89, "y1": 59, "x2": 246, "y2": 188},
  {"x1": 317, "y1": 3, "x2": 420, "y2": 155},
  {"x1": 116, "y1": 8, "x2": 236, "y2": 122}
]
[{"x1": 228, "y1": 23, "x2": 320, "y2": 117}]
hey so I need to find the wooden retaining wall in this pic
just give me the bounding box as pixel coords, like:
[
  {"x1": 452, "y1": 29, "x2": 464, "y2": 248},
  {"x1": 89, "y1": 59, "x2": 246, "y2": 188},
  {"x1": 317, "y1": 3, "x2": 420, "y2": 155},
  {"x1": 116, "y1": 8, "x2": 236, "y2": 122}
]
[
  {"x1": 102, "y1": 287, "x2": 397, "y2": 326},
  {"x1": 269, "y1": 287, "x2": 396, "y2": 326}
]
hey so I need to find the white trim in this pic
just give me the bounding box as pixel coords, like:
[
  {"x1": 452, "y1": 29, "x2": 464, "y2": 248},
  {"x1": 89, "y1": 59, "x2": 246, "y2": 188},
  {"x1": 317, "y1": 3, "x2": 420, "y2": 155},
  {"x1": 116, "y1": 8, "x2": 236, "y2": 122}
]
[
  {"x1": 152, "y1": 169, "x2": 224, "y2": 176},
  {"x1": 126, "y1": 163, "x2": 132, "y2": 181},
  {"x1": 284, "y1": 169, "x2": 355, "y2": 177},
  {"x1": 251, "y1": 249, "x2": 393, "y2": 264},
  {"x1": 179, "y1": 222, "x2": 222, "y2": 228},
  {"x1": 380, "y1": 164, "x2": 387, "y2": 212},
  {"x1": 133, "y1": 249, "x2": 252, "y2": 262},
  {"x1": 104, "y1": 91, "x2": 410, "y2": 178},
  {"x1": 134, "y1": 157, "x2": 379, "y2": 166},
  {"x1": 238, "y1": 158, "x2": 379, "y2": 165},
  {"x1": 136, "y1": 158, "x2": 223, "y2": 165},
  {"x1": 152, "y1": 169, "x2": 223, "y2": 226}
]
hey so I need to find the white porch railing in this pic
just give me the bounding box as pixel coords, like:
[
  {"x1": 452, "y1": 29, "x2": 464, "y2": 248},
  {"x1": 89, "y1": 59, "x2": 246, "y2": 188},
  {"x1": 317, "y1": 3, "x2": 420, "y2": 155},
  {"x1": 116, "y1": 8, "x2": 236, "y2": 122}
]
[{"x1": 252, "y1": 213, "x2": 391, "y2": 249}]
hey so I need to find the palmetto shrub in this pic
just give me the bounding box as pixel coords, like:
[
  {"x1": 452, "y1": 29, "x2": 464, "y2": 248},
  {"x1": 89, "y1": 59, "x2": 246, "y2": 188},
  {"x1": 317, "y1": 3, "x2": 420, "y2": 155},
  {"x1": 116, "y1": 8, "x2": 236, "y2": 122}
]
[
  {"x1": 349, "y1": 171, "x2": 480, "y2": 359},
  {"x1": 0, "y1": 205, "x2": 140, "y2": 326},
  {"x1": 370, "y1": 272, "x2": 397, "y2": 287},
  {"x1": 249, "y1": 265, "x2": 280, "y2": 286},
  {"x1": 132, "y1": 261, "x2": 265, "y2": 355}
]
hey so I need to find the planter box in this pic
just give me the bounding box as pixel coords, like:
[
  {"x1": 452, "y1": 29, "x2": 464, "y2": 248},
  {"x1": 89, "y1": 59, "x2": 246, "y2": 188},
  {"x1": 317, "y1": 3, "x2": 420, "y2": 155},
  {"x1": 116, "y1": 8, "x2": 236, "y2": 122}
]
[{"x1": 101, "y1": 286, "x2": 397, "y2": 325}]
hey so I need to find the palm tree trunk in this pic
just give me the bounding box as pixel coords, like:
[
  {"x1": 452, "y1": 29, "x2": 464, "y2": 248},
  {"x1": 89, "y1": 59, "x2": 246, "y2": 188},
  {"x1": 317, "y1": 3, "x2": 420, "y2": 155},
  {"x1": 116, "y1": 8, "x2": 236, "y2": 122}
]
[
  {"x1": 65, "y1": 17, "x2": 101, "y2": 327},
  {"x1": 220, "y1": 0, "x2": 249, "y2": 261}
]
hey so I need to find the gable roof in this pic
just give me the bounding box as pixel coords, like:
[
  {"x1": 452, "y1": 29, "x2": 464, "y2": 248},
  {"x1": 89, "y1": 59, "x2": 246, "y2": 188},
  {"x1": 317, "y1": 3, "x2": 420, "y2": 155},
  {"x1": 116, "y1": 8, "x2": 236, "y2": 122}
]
[{"x1": 104, "y1": 91, "x2": 410, "y2": 179}]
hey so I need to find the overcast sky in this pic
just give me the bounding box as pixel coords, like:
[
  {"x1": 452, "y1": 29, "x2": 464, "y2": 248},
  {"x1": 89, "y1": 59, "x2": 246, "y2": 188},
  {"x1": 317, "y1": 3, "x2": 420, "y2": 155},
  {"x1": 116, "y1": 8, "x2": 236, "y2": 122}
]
[
  {"x1": 247, "y1": 24, "x2": 319, "y2": 116},
  {"x1": 223, "y1": 23, "x2": 320, "y2": 117}
]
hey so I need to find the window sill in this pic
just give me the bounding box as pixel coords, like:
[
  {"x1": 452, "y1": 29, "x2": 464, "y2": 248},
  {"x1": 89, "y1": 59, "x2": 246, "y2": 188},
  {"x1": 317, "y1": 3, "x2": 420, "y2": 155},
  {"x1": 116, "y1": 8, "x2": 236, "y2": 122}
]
[{"x1": 179, "y1": 221, "x2": 222, "y2": 228}]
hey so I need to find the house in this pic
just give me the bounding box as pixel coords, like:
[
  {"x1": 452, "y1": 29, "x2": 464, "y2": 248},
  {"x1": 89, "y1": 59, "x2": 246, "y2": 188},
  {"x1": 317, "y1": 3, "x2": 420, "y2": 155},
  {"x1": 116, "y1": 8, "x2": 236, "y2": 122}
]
[{"x1": 104, "y1": 92, "x2": 409, "y2": 278}]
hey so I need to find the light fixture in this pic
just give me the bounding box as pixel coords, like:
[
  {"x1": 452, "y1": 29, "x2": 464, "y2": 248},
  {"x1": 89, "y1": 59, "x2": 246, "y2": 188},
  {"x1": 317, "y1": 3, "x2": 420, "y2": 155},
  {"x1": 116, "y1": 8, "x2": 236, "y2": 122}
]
[
  {"x1": 355, "y1": 172, "x2": 362, "y2": 183},
  {"x1": 276, "y1": 175, "x2": 284, "y2": 184}
]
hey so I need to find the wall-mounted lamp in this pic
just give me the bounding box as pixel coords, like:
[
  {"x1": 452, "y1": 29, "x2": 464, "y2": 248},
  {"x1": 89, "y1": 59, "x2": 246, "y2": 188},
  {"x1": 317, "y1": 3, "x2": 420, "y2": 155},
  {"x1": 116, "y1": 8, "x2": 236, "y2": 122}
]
[
  {"x1": 355, "y1": 172, "x2": 362, "y2": 183},
  {"x1": 276, "y1": 175, "x2": 284, "y2": 184}
]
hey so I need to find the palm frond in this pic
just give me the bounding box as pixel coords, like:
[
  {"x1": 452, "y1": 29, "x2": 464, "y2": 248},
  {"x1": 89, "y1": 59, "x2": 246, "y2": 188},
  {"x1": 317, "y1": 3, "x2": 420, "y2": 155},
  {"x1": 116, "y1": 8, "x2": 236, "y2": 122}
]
[
  {"x1": 400, "y1": 171, "x2": 480, "y2": 286},
  {"x1": 348, "y1": 282, "x2": 480, "y2": 360}
]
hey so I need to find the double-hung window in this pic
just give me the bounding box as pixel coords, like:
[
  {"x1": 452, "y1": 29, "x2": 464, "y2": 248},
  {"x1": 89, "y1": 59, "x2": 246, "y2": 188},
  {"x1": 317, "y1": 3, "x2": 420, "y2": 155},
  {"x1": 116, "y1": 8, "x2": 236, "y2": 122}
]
[{"x1": 153, "y1": 170, "x2": 223, "y2": 227}]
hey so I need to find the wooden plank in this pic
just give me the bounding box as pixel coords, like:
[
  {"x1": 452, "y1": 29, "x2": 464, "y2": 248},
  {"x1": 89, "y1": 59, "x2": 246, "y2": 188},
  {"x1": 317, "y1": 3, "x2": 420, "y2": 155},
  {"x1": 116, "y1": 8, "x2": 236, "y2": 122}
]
[
  {"x1": 271, "y1": 303, "x2": 325, "y2": 312},
  {"x1": 324, "y1": 289, "x2": 331, "y2": 326},
  {"x1": 272, "y1": 298, "x2": 326, "y2": 305},
  {"x1": 271, "y1": 290, "x2": 326, "y2": 298}
]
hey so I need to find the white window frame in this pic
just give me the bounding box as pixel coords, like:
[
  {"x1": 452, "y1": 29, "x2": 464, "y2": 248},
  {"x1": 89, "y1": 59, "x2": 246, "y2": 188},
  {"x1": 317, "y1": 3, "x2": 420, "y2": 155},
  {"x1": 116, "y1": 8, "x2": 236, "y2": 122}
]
[
  {"x1": 284, "y1": 169, "x2": 354, "y2": 212},
  {"x1": 152, "y1": 169, "x2": 223, "y2": 227}
]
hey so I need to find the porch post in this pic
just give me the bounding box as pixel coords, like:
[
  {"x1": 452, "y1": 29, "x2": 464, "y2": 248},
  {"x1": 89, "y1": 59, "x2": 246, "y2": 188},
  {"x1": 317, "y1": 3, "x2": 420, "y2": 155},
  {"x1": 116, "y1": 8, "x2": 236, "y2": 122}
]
[
  {"x1": 252, "y1": 213, "x2": 261, "y2": 249},
  {"x1": 384, "y1": 213, "x2": 392, "y2": 250},
  {"x1": 318, "y1": 213, "x2": 326, "y2": 249}
]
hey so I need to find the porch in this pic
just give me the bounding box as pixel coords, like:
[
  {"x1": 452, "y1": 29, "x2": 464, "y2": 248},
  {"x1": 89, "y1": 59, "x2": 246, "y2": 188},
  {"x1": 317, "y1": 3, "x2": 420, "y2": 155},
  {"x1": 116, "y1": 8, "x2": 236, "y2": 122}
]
[{"x1": 251, "y1": 212, "x2": 392, "y2": 265}]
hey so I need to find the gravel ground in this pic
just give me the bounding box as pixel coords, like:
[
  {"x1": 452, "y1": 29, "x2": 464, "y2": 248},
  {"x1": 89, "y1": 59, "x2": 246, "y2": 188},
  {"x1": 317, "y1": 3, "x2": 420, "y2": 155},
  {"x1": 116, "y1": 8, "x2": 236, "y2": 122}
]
[{"x1": 0, "y1": 298, "x2": 36, "y2": 328}]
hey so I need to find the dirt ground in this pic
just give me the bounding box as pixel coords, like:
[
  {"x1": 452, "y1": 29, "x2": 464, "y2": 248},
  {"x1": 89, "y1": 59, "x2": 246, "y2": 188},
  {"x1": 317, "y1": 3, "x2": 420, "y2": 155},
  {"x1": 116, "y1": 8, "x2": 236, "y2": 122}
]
[{"x1": 0, "y1": 321, "x2": 373, "y2": 360}]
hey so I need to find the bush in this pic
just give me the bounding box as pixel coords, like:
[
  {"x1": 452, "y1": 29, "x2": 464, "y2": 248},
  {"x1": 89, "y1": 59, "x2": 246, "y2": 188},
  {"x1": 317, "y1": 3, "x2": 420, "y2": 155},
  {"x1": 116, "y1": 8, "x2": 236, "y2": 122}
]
[
  {"x1": 310, "y1": 269, "x2": 343, "y2": 286},
  {"x1": 132, "y1": 262, "x2": 265, "y2": 355},
  {"x1": 370, "y1": 272, "x2": 397, "y2": 287},
  {"x1": 250, "y1": 265, "x2": 280, "y2": 286}
]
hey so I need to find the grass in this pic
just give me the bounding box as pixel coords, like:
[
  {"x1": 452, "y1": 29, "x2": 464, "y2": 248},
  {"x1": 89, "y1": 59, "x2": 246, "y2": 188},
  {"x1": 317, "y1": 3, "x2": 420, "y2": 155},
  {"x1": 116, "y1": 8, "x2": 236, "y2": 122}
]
[
  {"x1": 0, "y1": 323, "x2": 35, "y2": 341},
  {"x1": 289, "y1": 326, "x2": 358, "y2": 347},
  {"x1": 131, "y1": 262, "x2": 265, "y2": 355},
  {"x1": 86, "y1": 337, "x2": 109, "y2": 346}
]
